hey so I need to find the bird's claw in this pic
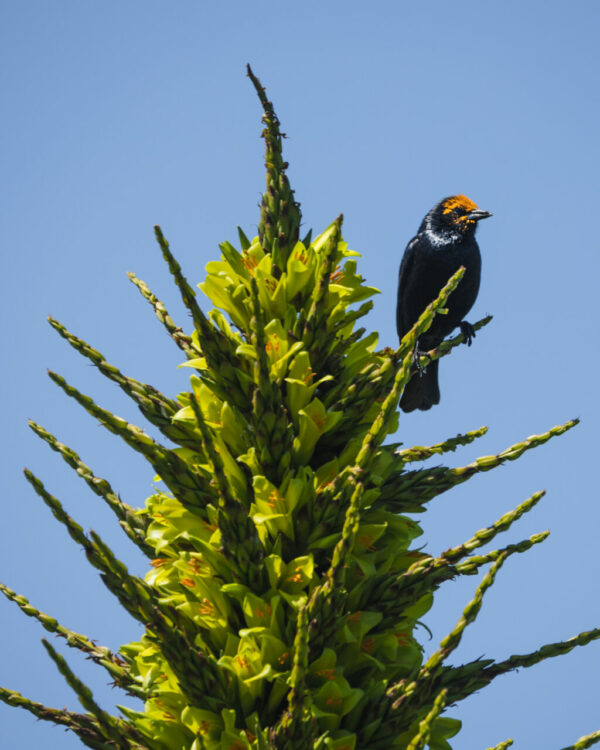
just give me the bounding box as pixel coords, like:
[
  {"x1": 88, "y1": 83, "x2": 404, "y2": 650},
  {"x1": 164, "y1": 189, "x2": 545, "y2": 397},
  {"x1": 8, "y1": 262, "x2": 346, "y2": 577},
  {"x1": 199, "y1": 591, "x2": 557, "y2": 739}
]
[
  {"x1": 413, "y1": 347, "x2": 432, "y2": 376},
  {"x1": 460, "y1": 321, "x2": 476, "y2": 347}
]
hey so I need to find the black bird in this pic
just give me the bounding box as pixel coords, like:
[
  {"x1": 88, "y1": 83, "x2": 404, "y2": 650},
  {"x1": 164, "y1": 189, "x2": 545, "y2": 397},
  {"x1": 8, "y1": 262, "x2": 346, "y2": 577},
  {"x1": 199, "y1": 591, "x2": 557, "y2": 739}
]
[{"x1": 396, "y1": 195, "x2": 491, "y2": 412}]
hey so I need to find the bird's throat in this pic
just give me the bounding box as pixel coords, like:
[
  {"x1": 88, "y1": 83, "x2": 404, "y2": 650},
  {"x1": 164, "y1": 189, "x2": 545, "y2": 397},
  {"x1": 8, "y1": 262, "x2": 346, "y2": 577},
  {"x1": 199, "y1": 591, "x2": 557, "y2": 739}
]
[{"x1": 423, "y1": 226, "x2": 463, "y2": 248}]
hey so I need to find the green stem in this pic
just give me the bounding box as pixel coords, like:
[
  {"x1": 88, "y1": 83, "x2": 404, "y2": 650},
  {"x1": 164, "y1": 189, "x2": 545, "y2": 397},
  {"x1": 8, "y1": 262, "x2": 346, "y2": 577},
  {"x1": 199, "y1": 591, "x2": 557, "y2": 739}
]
[
  {"x1": 420, "y1": 314, "x2": 493, "y2": 366},
  {"x1": 307, "y1": 482, "x2": 365, "y2": 654},
  {"x1": 406, "y1": 688, "x2": 448, "y2": 750},
  {"x1": 47, "y1": 317, "x2": 200, "y2": 449},
  {"x1": 456, "y1": 531, "x2": 549, "y2": 574},
  {"x1": 247, "y1": 64, "x2": 302, "y2": 271},
  {"x1": 419, "y1": 552, "x2": 508, "y2": 679},
  {"x1": 0, "y1": 582, "x2": 145, "y2": 699},
  {"x1": 272, "y1": 605, "x2": 315, "y2": 749},
  {"x1": 315, "y1": 267, "x2": 467, "y2": 531},
  {"x1": 42, "y1": 639, "x2": 135, "y2": 749},
  {"x1": 394, "y1": 425, "x2": 488, "y2": 464},
  {"x1": 439, "y1": 627, "x2": 600, "y2": 710},
  {"x1": 379, "y1": 418, "x2": 579, "y2": 512},
  {"x1": 442, "y1": 490, "x2": 546, "y2": 562},
  {"x1": 370, "y1": 529, "x2": 548, "y2": 631},
  {"x1": 154, "y1": 225, "x2": 206, "y2": 332},
  {"x1": 127, "y1": 271, "x2": 197, "y2": 358},
  {"x1": 28, "y1": 420, "x2": 151, "y2": 554},
  {"x1": 47, "y1": 370, "x2": 212, "y2": 515},
  {"x1": 560, "y1": 730, "x2": 600, "y2": 750},
  {"x1": 0, "y1": 686, "x2": 113, "y2": 750}
]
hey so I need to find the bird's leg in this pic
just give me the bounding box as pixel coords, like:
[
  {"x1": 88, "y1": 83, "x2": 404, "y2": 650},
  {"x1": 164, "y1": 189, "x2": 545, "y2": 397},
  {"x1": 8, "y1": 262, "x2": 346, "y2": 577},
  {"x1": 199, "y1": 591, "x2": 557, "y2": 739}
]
[
  {"x1": 412, "y1": 337, "x2": 432, "y2": 376},
  {"x1": 460, "y1": 320, "x2": 476, "y2": 347}
]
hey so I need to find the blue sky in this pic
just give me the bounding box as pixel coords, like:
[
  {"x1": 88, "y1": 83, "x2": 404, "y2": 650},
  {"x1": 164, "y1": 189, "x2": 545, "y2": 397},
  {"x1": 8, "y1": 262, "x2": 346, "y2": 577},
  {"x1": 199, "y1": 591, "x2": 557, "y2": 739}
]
[{"x1": 2, "y1": 2, "x2": 599, "y2": 747}]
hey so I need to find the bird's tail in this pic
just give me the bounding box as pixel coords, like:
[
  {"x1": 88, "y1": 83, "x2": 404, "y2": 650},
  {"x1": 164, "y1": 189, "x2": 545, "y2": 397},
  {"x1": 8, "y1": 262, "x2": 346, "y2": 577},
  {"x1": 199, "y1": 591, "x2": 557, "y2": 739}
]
[{"x1": 400, "y1": 359, "x2": 440, "y2": 412}]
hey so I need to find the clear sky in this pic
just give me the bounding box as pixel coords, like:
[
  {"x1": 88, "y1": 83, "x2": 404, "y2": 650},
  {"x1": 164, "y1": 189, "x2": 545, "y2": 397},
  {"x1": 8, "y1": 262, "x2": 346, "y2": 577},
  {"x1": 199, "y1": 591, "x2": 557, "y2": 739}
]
[{"x1": 2, "y1": 2, "x2": 599, "y2": 748}]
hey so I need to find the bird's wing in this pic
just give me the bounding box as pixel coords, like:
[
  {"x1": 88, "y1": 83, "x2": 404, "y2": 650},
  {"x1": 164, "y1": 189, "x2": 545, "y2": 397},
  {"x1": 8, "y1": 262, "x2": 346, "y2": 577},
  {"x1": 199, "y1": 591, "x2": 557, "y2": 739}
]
[{"x1": 396, "y1": 235, "x2": 419, "y2": 339}]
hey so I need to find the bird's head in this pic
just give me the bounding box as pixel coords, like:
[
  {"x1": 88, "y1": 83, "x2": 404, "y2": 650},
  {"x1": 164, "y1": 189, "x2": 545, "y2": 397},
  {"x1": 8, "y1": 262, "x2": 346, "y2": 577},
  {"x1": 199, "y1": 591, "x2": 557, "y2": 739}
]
[{"x1": 421, "y1": 195, "x2": 492, "y2": 240}]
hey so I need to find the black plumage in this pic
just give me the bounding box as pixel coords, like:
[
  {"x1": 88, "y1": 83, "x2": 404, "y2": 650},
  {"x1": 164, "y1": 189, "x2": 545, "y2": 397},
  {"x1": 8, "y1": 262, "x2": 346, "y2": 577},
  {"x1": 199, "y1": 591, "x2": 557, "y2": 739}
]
[{"x1": 396, "y1": 195, "x2": 491, "y2": 412}]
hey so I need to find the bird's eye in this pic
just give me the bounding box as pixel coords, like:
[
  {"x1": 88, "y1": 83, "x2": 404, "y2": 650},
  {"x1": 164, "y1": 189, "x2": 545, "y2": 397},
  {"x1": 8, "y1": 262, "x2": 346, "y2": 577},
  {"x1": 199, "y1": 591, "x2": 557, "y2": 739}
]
[{"x1": 453, "y1": 207, "x2": 463, "y2": 215}]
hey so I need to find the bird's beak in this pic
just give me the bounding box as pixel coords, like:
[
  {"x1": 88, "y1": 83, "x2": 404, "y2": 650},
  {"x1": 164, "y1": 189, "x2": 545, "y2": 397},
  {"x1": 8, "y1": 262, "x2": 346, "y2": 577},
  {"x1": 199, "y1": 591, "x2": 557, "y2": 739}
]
[{"x1": 468, "y1": 209, "x2": 493, "y2": 221}]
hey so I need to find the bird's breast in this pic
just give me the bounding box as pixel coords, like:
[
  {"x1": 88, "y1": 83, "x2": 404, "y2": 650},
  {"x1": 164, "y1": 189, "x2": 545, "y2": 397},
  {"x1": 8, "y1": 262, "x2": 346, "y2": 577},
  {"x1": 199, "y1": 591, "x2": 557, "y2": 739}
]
[{"x1": 405, "y1": 238, "x2": 481, "y2": 346}]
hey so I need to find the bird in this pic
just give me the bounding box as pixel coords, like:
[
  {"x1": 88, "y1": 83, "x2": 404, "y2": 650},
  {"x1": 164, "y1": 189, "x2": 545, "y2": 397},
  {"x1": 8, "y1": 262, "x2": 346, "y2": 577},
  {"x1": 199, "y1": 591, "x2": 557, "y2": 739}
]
[{"x1": 396, "y1": 194, "x2": 491, "y2": 412}]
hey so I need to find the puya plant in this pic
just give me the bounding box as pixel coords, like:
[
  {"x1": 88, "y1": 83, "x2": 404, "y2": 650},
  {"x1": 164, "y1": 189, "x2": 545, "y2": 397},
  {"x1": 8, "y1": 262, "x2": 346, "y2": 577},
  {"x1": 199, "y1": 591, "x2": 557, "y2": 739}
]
[{"x1": 2, "y1": 66, "x2": 598, "y2": 750}]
